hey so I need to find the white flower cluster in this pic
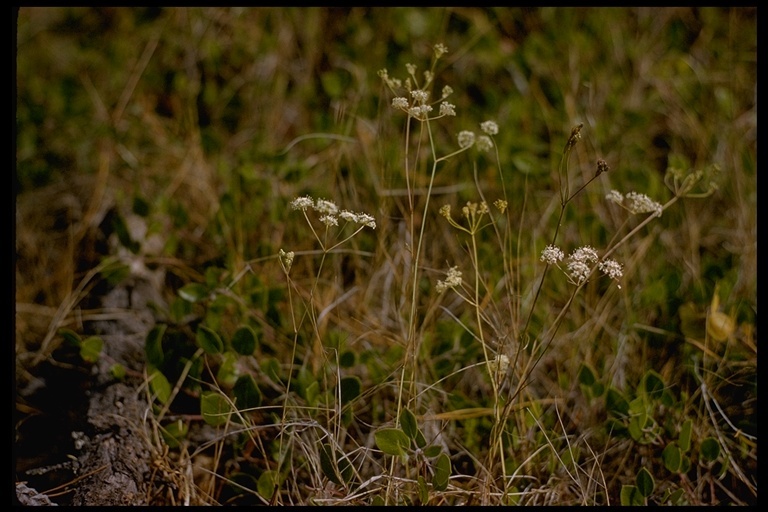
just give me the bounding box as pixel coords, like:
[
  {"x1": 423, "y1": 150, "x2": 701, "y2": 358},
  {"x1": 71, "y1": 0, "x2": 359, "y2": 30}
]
[
  {"x1": 457, "y1": 130, "x2": 476, "y2": 149},
  {"x1": 540, "y1": 244, "x2": 565, "y2": 265},
  {"x1": 436, "y1": 266, "x2": 463, "y2": 293},
  {"x1": 290, "y1": 196, "x2": 376, "y2": 229},
  {"x1": 480, "y1": 120, "x2": 498, "y2": 135},
  {"x1": 567, "y1": 246, "x2": 599, "y2": 284},
  {"x1": 606, "y1": 190, "x2": 663, "y2": 217},
  {"x1": 598, "y1": 258, "x2": 623, "y2": 281},
  {"x1": 278, "y1": 248, "x2": 294, "y2": 274},
  {"x1": 488, "y1": 353, "x2": 510, "y2": 375},
  {"x1": 541, "y1": 244, "x2": 625, "y2": 285}
]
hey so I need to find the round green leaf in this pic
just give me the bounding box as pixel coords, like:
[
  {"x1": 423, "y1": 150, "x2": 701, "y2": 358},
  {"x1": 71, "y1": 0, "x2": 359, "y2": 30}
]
[
  {"x1": 196, "y1": 325, "x2": 224, "y2": 354},
  {"x1": 339, "y1": 350, "x2": 356, "y2": 368},
  {"x1": 145, "y1": 323, "x2": 167, "y2": 367},
  {"x1": 257, "y1": 470, "x2": 278, "y2": 500},
  {"x1": 375, "y1": 428, "x2": 410, "y2": 457},
  {"x1": 636, "y1": 467, "x2": 655, "y2": 497},
  {"x1": 423, "y1": 445, "x2": 443, "y2": 458},
  {"x1": 319, "y1": 443, "x2": 342, "y2": 485},
  {"x1": 160, "y1": 419, "x2": 188, "y2": 449},
  {"x1": 662, "y1": 442, "x2": 682, "y2": 472},
  {"x1": 606, "y1": 387, "x2": 629, "y2": 417},
  {"x1": 620, "y1": 485, "x2": 644, "y2": 506},
  {"x1": 700, "y1": 437, "x2": 720, "y2": 462},
  {"x1": 577, "y1": 363, "x2": 596, "y2": 387},
  {"x1": 339, "y1": 376, "x2": 362, "y2": 404},
  {"x1": 642, "y1": 369, "x2": 665, "y2": 400},
  {"x1": 216, "y1": 351, "x2": 240, "y2": 388},
  {"x1": 231, "y1": 325, "x2": 258, "y2": 355},
  {"x1": 233, "y1": 374, "x2": 262, "y2": 410},
  {"x1": 149, "y1": 368, "x2": 172, "y2": 404},
  {"x1": 79, "y1": 335, "x2": 103, "y2": 363},
  {"x1": 678, "y1": 419, "x2": 693, "y2": 452},
  {"x1": 58, "y1": 328, "x2": 81, "y2": 347},
  {"x1": 399, "y1": 407, "x2": 419, "y2": 441},
  {"x1": 417, "y1": 475, "x2": 429, "y2": 504},
  {"x1": 432, "y1": 452, "x2": 451, "y2": 491},
  {"x1": 178, "y1": 282, "x2": 210, "y2": 303},
  {"x1": 201, "y1": 391, "x2": 232, "y2": 426},
  {"x1": 110, "y1": 363, "x2": 126, "y2": 380}
]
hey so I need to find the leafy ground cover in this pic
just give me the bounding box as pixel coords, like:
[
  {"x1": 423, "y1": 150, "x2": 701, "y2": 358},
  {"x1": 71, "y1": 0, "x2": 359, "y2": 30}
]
[{"x1": 15, "y1": 7, "x2": 756, "y2": 505}]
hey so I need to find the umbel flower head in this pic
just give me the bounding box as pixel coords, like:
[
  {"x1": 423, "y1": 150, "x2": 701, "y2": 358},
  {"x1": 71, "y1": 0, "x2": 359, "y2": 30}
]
[
  {"x1": 436, "y1": 266, "x2": 463, "y2": 293},
  {"x1": 541, "y1": 244, "x2": 624, "y2": 286},
  {"x1": 290, "y1": 196, "x2": 376, "y2": 230},
  {"x1": 606, "y1": 190, "x2": 663, "y2": 217}
]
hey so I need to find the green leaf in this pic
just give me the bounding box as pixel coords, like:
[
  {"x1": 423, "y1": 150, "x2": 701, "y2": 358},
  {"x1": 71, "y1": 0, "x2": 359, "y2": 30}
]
[
  {"x1": 257, "y1": 470, "x2": 278, "y2": 501},
  {"x1": 178, "y1": 282, "x2": 210, "y2": 303},
  {"x1": 635, "y1": 467, "x2": 655, "y2": 497},
  {"x1": 432, "y1": 452, "x2": 451, "y2": 491},
  {"x1": 145, "y1": 324, "x2": 167, "y2": 367},
  {"x1": 231, "y1": 325, "x2": 258, "y2": 355},
  {"x1": 664, "y1": 488, "x2": 685, "y2": 505},
  {"x1": 169, "y1": 297, "x2": 192, "y2": 324},
  {"x1": 641, "y1": 369, "x2": 665, "y2": 400},
  {"x1": 233, "y1": 374, "x2": 262, "y2": 410},
  {"x1": 149, "y1": 368, "x2": 172, "y2": 404},
  {"x1": 262, "y1": 357, "x2": 283, "y2": 384},
  {"x1": 79, "y1": 335, "x2": 103, "y2": 363},
  {"x1": 662, "y1": 442, "x2": 682, "y2": 472},
  {"x1": 678, "y1": 419, "x2": 693, "y2": 452},
  {"x1": 577, "y1": 363, "x2": 596, "y2": 387},
  {"x1": 201, "y1": 391, "x2": 231, "y2": 426},
  {"x1": 319, "y1": 443, "x2": 342, "y2": 485},
  {"x1": 339, "y1": 350, "x2": 356, "y2": 368},
  {"x1": 700, "y1": 437, "x2": 720, "y2": 462},
  {"x1": 196, "y1": 325, "x2": 224, "y2": 354},
  {"x1": 132, "y1": 195, "x2": 150, "y2": 216},
  {"x1": 110, "y1": 363, "x2": 126, "y2": 380},
  {"x1": 620, "y1": 485, "x2": 644, "y2": 506},
  {"x1": 304, "y1": 380, "x2": 320, "y2": 407},
  {"x1": 417, "y1": 475, "x2": 429, "y2": 504},
  {"x1": 216, "y1": 351, "x2": 240, "y2": 388},
  {"x1": 423, "y1": 445, "x2": 442, "y2": 458},
  {"x1": 58, "y1": 328, "x2": 81, "y2": 347},
  {"x1": 160, "y1": 419, "x2": 188, "y2": 449},
  {"x1": 374, "y1": 428, "x2": 410, "y2": 457},
  {"x1": 606, "y1": 387, "x2": 629, "y2": 417},
  {"x1": 339, "y1": 376, "x2": 362, "y2": 404},
  {"x1": 399, "y1": 407, "x2": 420, "y2": 441},
  {"x1": 111, "y1": 212, "x2": 140, "y2": 254}
]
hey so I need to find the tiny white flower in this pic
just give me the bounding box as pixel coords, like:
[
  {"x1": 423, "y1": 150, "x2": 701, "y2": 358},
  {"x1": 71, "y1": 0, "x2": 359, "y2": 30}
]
[
  {"x1": 458, "y1": 130, "x2": 476, "y2": 149},
  {"x1": 436, "y1": 266, "x2": 463, "y2": 293},
  {"x1": 476, "y1": 135, "x2": 493, "y2": 152},
  {"x1": 540, "y1": 244, "x2": 565, "y2": 265},
  {"x1": 291, "y1": 196, "x2": 314, "y2": 211},
  {"x1": 480, "y1": 120, "x2": 498, "y2": 136},
  {"x1": 319, "y1": 214, "x2": 338, "y2": 227},
  {"x1": 625, "y1": 191, "x2": 663, "y2": 217},
  {"x1": 392, "y1": 97, "x2": 409, "y2": 109},
  {"x1": 606, "y1": 190, "x2": 624, "y2": 204},
  {"x1": 411, "y1": 89, "x2": 429, "y2": 105},
  {"x1": 599, "y1": 258, "x2": 623, "y2": 280},
  {"x1": 355, "y1": 213, "x2": 375, "y2": 229},
  {"x1": 314, "y1": 199, "x2": 339, "y2": 215},
  {"x1": 439, "y1": 102, "x2": 456, "y2": 116}
]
